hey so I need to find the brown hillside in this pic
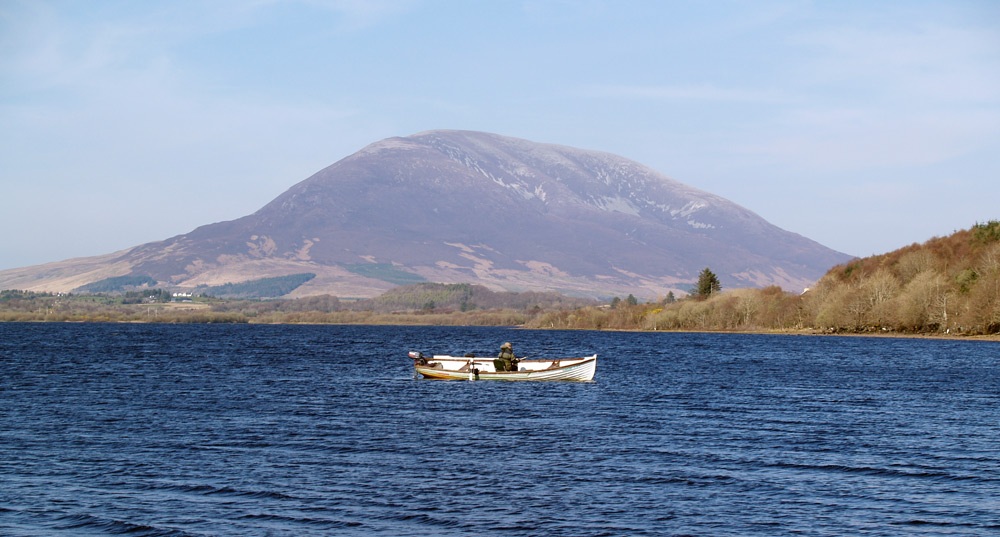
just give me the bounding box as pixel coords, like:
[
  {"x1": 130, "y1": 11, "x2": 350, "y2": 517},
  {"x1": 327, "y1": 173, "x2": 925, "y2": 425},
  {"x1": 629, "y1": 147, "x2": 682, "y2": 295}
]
[{"x1": 804, "y1": 221, "x2": 1000, "y2": 334}]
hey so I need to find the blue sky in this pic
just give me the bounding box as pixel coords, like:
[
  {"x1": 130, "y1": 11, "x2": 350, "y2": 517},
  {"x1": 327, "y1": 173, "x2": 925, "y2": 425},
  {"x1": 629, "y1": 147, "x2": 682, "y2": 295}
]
[{"x1": 2, "y1": 0, "x2": 998, "y2": 271}]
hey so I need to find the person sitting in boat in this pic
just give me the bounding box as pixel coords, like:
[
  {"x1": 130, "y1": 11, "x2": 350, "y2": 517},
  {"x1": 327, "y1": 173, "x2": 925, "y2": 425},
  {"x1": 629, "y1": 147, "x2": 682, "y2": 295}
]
[{"x1": 494, "y1": 342, "x2": 519, "y2": 372}]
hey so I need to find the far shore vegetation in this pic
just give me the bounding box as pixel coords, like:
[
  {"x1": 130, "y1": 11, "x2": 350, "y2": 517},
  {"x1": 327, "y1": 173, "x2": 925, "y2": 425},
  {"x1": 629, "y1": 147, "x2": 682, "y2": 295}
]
[{"x1": 2, "y1": 221, "x2": 998, "y2": 338}]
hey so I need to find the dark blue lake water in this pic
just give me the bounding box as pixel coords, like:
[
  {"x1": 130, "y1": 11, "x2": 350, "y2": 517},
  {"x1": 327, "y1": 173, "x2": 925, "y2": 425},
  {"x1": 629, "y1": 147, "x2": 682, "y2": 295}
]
[{"x1": 1, "y1": 323, "x2": 998, "y2": 536}]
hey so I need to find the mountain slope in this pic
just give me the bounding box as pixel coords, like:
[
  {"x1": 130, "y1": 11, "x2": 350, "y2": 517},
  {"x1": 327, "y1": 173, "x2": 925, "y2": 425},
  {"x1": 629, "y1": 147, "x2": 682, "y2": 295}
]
[{"x1": 0, "y1": 130, "x2": 852, "y2": 299}]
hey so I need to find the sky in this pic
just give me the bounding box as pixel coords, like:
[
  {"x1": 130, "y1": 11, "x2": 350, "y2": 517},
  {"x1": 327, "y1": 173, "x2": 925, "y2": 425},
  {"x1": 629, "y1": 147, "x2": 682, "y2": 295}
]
[{"x1": 2, "y1": 0, "x2": 999, "y2": 271}]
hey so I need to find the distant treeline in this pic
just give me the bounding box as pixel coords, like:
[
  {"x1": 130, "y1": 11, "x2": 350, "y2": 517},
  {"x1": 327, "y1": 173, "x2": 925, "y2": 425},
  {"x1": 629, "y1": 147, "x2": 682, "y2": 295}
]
[
  {"x1": 199, "y1": 273, "x2": 316, "y2": 299},
  {"x1": 2, "y1": 222, "x2": 998, "y2": 336},
  {"x1": 77, "y1": 273, "x2": 318, "y2": 299},
  {"x1": 0, "y1": 282, "x2": 595, "y2": 325},
  {"x1": 76, "y1": 275, "x2": 157, "y2": 294},
  {"x1": 207, "y1": 282, "x2": 597, "y2": 324}
]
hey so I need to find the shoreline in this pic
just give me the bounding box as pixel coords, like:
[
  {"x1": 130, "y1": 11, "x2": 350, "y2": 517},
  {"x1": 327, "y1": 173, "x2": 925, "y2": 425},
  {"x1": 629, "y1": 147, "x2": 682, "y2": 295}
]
[
  {"x1": 594, "y1": 326, "x2": 1000, "y2": 342},
  {"x1": 2, "y1": 317, "x2": 998, "y2": 342}
]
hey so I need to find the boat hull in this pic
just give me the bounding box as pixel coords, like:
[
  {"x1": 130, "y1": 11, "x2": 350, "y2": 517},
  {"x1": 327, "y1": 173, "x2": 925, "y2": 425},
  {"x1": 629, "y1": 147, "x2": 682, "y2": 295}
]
[{"x1": 412, "y1": 354, "x2": 597, "y2": 382}]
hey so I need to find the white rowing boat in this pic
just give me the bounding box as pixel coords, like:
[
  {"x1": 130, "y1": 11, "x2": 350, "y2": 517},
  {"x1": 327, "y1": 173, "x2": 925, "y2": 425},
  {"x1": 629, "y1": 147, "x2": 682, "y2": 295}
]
[{"x1": 408, "y1": 351, "x2": 597, "y2": 381}]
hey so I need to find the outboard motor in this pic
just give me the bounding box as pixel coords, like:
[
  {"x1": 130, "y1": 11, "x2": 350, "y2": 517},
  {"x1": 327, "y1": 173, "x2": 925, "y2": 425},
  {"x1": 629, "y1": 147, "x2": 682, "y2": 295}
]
[{"x1": 408, "y1": 351, "x2": 428, "y2": 365}]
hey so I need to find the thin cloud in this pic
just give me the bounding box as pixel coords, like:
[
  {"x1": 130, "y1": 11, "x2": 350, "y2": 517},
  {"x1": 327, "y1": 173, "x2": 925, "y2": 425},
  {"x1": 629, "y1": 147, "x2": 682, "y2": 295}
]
[
  {"x1": 793, "y1": 21, "x2": 1000, "y2": 105},
  {"x1": 248, "y1": 0, "x2": 418, "y2": 32},
  {"x1": 582, "y1": 83, "x2": 789, "y2": 104},
  {"x1": 736, "y1": 106, "x2": 1000, "y2": 172}
]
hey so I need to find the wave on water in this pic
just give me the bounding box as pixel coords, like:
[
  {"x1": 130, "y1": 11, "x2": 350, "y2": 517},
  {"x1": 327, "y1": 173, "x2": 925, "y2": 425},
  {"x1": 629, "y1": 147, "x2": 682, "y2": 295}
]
[
  {"x1": 1, "y1": 324, "x2": 998, "y2": 536},
  {"x1": 53, "y1": 512, "x2": 194, "y2": 537}
]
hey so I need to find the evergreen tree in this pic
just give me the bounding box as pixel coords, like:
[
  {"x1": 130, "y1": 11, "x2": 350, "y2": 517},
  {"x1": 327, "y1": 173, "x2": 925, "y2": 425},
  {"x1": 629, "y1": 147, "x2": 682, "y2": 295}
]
[{"x1": 695, "y1": 267, "x2": 722, "y2": 299}]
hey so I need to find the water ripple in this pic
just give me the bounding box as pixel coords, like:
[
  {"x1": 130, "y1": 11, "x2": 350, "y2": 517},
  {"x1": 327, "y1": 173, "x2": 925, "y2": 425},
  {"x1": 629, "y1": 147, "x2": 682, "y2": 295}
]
[{"x1": 2, "y1": 325, "x2": 999, "y2": 536}]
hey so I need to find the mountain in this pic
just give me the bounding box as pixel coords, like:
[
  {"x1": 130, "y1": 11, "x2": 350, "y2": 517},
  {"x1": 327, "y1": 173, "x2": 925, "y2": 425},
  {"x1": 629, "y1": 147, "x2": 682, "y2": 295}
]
[{"x1": 0, "y1": 130, "x2": 852, "y2": 299}]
